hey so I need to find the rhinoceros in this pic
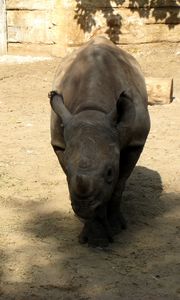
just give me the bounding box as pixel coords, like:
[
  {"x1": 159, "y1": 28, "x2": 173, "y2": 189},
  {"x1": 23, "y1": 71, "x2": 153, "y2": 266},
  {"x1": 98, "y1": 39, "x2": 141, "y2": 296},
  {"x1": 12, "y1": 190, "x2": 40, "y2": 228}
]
[{"x1": 49, "y1": 36, "x2": 150, "y2": 247}]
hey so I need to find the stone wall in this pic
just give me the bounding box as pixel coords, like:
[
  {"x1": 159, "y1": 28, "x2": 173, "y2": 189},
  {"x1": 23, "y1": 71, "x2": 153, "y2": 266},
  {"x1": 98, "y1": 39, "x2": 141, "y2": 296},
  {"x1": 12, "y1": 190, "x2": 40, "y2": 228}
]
[
  {"x1": 6, "y1": 0, "x2": 55, "y2": 55},
  {"x1": 5, "y1": 0, "x2": 180, "y2": 56}
]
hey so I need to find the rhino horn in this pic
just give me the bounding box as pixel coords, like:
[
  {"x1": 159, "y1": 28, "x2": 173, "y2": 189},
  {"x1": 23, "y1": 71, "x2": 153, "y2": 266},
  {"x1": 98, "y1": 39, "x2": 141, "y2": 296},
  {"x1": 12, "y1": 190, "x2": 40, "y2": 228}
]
[
  {"x1": 49, "y1": 91, "x2": 72, "y2": 126},
  {"x1": 76, "y1": 174, "x2": 91, "y2": 197}
]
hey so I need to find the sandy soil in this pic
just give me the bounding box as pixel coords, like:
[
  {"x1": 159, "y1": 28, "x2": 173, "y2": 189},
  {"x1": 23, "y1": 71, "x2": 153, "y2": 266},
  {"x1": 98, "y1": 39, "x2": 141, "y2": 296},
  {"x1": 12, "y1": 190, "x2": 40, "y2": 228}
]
[{"x1": 0, "y1": 44, "x2": 180, "y2": 300}]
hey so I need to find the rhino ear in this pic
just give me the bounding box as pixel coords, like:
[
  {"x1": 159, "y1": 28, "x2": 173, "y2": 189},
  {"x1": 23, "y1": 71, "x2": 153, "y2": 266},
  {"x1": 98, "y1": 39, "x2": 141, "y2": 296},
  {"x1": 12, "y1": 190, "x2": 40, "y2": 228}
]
[
  {"x1": 116, "y1": 90, "x2": 135, "y2": 125},
  {"x1": 108, "y1": 89, "x2": 135, "y2": 127},
  {"x1": 48, "y1": 91, "x2": 72, "y2": 126}
]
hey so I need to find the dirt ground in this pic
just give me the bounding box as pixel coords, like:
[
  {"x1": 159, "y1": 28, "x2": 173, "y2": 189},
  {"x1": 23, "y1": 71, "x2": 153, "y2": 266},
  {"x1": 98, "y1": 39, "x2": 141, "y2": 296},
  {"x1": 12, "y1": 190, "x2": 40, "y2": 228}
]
[{"x1": 0, "y1": 44, "x2": 180, "y2": 300}]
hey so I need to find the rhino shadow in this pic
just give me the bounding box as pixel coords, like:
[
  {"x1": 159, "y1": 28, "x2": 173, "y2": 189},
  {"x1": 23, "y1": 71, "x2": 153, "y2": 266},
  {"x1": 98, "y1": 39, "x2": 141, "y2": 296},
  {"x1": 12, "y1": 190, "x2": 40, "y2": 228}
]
[
  {"x1": 1, "y1": 168, "x2": 179, "y2": 299},
  {"x1": 123, "y1": 165, "x2": 164, "y2": 226},
  {"x1": 23, "y1": 165, "x2": 164, "y2": 242}
]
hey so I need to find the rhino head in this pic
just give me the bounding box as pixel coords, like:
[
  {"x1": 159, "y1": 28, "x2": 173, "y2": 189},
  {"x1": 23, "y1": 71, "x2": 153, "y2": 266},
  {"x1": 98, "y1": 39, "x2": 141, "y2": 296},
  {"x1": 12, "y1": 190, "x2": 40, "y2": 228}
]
[{"x1": 50, "y1": 91, "x2": 135, "y2": 219}]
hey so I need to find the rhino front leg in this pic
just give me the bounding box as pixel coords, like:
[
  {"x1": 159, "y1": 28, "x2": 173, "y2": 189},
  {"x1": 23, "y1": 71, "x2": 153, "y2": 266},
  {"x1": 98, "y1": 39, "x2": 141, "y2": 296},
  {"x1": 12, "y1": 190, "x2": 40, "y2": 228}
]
[
  {"x1": 79, "y1": 219, "x2": 109, "y2": 247},
  {"x1": 108, "y1": 180, "x2": 127, "y2": 234},
  {"x1": 79, "y1": 204, "x2": 113, "y2": 247},
  {"x1": 108, "y1": 145, "x2": 144, "y2": 234}
]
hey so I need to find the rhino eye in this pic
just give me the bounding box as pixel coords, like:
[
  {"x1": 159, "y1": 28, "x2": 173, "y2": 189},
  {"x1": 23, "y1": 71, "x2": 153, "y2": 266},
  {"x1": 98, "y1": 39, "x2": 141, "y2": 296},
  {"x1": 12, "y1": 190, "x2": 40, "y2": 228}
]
[{"x1": 105, "y1": 167, "x2": 113, "y2": 184}]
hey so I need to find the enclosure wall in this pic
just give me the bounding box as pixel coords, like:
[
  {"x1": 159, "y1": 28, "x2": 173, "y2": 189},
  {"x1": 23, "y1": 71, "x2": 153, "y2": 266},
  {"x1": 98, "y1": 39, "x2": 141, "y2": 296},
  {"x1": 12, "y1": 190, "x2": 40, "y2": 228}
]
[{"x1": 4, "y1": 0, "x2": 180, "y2": 56}]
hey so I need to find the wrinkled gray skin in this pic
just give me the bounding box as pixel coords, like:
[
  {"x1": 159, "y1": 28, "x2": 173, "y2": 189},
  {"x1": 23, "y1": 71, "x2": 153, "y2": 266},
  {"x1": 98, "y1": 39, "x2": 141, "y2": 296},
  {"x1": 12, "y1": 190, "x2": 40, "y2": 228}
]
[{"x1": 50, "y1": 37, "x2": 150, "y2": 247}]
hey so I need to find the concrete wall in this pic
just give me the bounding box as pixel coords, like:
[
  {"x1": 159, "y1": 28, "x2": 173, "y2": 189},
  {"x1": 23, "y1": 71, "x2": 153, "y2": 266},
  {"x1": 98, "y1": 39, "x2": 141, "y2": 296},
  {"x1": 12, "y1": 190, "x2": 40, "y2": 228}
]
[{"x1": 5, "y1": 0, "x2": 180, "y2": 56}]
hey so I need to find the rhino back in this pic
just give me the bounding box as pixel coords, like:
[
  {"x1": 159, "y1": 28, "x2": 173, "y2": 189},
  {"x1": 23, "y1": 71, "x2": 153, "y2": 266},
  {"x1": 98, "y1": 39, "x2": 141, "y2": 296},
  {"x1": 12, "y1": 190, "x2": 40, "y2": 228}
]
[
  {"x1": 51, "y1": 37, "x2": 149, "y2": 148},
  {"x1": 53, "y1": 37, "x2": 147, "y2": 112}
]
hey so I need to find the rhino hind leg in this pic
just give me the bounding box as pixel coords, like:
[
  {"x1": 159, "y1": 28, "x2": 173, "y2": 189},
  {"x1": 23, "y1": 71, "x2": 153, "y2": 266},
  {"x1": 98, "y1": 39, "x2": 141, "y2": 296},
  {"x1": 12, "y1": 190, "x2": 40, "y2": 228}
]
[{"x1": 108, "y1": 145, "x2": 144, "y2": 233}]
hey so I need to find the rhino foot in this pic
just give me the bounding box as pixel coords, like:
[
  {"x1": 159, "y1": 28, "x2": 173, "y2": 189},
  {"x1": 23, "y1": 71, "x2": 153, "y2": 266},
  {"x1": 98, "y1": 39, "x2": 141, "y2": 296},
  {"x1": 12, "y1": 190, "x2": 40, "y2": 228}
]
[{"x1": 78, "y1": 219, "x2": 113, "y2": 248}]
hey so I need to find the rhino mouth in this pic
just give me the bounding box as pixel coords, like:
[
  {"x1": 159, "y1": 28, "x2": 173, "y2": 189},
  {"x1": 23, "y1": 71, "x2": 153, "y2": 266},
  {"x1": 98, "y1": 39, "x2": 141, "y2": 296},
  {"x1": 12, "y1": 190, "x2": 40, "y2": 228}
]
[{"x1": 71, "y1": 197, "x2": 102, "y2": 219}]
